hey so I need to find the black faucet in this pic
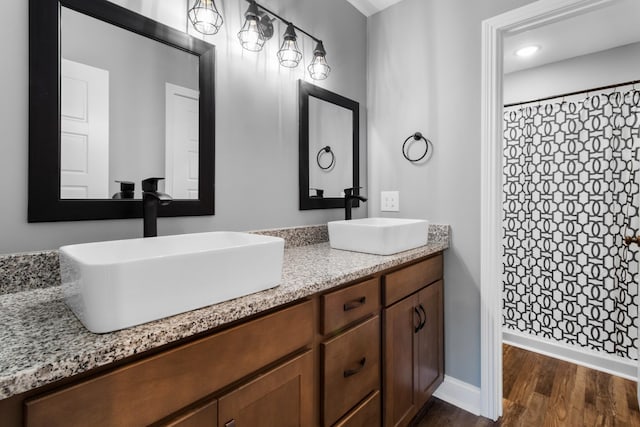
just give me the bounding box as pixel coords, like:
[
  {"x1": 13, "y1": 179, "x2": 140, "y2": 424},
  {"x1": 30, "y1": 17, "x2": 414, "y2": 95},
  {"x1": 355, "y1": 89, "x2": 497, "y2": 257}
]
[
  {"x1": 142, "y1": 177, "x2": 172, "y2": 238},
  {"x1": 344, "y1": 187, "x2": 367, "y2": 220}
]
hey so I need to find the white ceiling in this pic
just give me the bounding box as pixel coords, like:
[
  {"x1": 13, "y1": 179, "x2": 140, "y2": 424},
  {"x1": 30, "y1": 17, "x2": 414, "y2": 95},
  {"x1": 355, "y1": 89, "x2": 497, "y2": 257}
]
[
  {"x1": 345, "y1": 0, "x2": 404, "y2": 17},
  {"x1": 504, "y1": 0, "x2": 640, "y2": 74}
]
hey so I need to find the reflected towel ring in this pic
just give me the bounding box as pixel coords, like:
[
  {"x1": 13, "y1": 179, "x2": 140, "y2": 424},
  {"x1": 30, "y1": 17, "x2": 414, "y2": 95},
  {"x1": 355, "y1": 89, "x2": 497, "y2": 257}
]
[
  {"x1": 316, "y1": 146, "x2": 336, "y2": 170},
  {"x1": 402, "y1": 132, "x2": 431, "y2": 162}
]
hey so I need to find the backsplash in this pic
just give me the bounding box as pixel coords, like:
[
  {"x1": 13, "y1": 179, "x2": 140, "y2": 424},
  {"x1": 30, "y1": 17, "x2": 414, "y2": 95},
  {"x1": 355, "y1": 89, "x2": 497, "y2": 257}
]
[
  {"x1": 252, "y1": 224, "x2": 329, "y2": 248},
  {"x1": 0, "y1": 223, "x2": 449, "y2": 295},
  {"x1": 0, "y1": 251, "x2": 60, "y2": 295}
]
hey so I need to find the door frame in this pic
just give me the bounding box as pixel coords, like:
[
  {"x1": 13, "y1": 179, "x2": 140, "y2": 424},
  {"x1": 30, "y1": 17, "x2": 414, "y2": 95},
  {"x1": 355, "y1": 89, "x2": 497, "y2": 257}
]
[{"x1": 479, "y1": 0, "x2": 617, "y2": 420}]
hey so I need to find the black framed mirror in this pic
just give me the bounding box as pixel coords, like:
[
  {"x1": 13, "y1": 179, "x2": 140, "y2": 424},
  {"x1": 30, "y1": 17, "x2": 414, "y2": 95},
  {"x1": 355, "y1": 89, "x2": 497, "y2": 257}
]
[
  {"x1": 298, "y1": 80, "x2": 359, "y2": 210},
  {"x1": 28, "y1": 0, "x2": 215, "y2": 222}
]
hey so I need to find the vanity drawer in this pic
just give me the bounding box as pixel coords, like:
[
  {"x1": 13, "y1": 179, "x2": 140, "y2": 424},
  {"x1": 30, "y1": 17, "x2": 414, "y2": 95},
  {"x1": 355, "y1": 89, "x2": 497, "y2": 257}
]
[
  {"x1": 25, "y1": 301, "x2": 313, "y2": 427},
  {"x1": 334, "y1": 391, "x2": 381, "y2": 427},
  {"x1": 383, "y1": 254, "x2": 443, "y2": 306},
  {"x1": 321, "y1": 315, "x2": 380, "y2": 427},
  {"x1": 321, "y1": 277, "x2": 380, "y2": 334}
]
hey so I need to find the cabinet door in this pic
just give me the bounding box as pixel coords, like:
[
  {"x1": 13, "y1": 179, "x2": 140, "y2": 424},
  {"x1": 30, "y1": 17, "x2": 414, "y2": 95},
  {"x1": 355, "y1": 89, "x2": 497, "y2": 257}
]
[
  {"x1": 416, "y1": 280, "x2": 444, "y2": 406},
  {"x1": 160, "y1": 400, "x2": 218, "y2": 427},
  {"x1": 218, "y1": 351, "x2": 313, "y2": 427},
  {"x1": 383, "y1": 294, "x2": 419, "y2": 427}
]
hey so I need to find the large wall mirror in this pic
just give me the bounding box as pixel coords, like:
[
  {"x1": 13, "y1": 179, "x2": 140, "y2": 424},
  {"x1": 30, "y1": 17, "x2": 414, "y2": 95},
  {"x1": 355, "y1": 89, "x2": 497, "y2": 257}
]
[
  {"x1": 299, "y1": 80, "x2": 359, "y2": 210},
  {"x1": 28, "y1": 0, "x2": 215, "y2": 222}
]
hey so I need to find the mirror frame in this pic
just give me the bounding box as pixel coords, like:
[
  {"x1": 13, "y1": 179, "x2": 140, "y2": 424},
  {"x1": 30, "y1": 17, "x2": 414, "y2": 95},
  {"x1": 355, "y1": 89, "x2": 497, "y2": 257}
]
[
  {"x1": 298, "y1": 80, "x2": 359, "y2": 210},
  {"x1": 28, "y1": 0, "x2": 215, "y2": 222}
]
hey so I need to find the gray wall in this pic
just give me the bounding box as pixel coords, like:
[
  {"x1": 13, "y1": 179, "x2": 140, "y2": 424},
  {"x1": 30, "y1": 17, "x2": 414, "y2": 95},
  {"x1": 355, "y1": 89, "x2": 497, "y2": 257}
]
[
  {"x1": 367, "y1": 0, "x2": 536, "y2": 387},
  {"x1": 62, "y1": 7, "x2": 200, "y2": 197},
  {"x1": 504, "y1": 42, "x2": 640, "y2": 104},
  {"x1": 0, "y1": 0, "x2": 366, "y2": 254}
]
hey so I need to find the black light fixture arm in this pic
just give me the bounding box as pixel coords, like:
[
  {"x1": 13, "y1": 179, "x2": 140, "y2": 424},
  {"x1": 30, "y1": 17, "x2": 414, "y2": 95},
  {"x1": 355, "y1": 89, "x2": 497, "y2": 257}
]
[{"x1": 245, "y1": 0, "x2": 322, "y2": 44}]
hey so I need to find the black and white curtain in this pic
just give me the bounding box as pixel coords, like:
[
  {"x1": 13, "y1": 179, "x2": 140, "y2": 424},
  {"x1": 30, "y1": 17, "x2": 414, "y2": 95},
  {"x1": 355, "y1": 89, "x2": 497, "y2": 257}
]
[{"x1": 502, "y1": 87, "x2": 640, "y2": 359}]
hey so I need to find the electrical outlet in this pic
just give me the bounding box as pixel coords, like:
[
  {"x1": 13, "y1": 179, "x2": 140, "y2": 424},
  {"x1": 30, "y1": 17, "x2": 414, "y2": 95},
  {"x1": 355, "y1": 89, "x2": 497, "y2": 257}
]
[{"x1": 381, "y1": 191, "x2": 399, "y2": 212}]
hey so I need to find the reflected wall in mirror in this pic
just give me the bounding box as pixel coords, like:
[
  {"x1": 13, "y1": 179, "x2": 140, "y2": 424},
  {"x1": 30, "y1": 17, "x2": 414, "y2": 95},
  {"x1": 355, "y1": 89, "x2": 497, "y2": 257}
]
[
  {"x1": 29, "y1": 0, "x2": 215, "y2": 222},
  {"x1": 299, "y1": 80, "x2": 359, "y2": 210},
  {"x1": 308, "y1": 97, "x2": 353, "y2": 198},
  {"x1": 60, "y1": 7, "x2": 200, "y2": 200}
]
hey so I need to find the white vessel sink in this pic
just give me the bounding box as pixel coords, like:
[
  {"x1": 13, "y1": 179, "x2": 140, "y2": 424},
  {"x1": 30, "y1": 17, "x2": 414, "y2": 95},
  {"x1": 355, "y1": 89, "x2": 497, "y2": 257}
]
[
  {"x1": 328, "y1": 217, "x2": 429, "y2": 255},
  {"x1": 60, "y1": 232, "x2": 284, "y2": 333}
]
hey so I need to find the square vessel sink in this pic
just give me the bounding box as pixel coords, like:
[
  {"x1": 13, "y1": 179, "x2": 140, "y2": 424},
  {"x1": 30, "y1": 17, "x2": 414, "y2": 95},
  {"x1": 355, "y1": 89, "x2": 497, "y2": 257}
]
[
  {"x1": 328, "y1": 217, "x2": 429, "y2": 255},
  {"x1": 60, "y1": 232, "x2": 284, "y2": 333}
]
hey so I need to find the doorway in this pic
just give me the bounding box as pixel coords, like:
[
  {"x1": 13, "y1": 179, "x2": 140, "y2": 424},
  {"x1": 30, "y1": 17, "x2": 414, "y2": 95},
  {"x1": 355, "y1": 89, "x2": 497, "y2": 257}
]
[{"x1": 480, "y1": 0, "x2": 639, "y2": 420}]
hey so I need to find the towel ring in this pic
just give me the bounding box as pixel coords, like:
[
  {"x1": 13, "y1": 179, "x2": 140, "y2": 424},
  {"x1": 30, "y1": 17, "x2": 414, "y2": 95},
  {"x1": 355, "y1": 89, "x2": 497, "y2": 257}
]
[
  {"x1": 402, "y1": 132, "x2": 430, "y2": 162},
  {"x1": 316, "y1": 146, "x2": 336, "y2": 170}
]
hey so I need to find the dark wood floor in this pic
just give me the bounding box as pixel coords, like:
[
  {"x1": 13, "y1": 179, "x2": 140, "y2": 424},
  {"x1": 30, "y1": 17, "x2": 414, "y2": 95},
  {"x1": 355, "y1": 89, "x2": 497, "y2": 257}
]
[{"x1": 415, "y1": 344, "x2": 640, "y2": 426}]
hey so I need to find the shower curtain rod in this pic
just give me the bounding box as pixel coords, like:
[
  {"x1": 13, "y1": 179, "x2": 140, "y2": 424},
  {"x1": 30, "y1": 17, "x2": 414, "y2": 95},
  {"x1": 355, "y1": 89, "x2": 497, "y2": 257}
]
[{"x1": 504, "y1": 78, "x2": 640, "y2": 108}]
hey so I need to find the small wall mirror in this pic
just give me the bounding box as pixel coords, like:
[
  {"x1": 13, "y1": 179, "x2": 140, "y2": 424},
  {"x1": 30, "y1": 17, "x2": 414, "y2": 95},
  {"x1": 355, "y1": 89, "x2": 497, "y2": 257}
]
[
  {"x1": 298, "y1": 80, "x2": 359, "y2": 210},
  {"x1": 29, "y1": 0, "x2": 215, "y2": 222}
]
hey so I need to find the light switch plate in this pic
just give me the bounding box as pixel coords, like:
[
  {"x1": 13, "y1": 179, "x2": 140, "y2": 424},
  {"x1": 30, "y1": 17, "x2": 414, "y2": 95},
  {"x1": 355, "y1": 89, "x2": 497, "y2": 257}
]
[{"x1": 381, "y1": 191, "x2": 399, "y2": 212}]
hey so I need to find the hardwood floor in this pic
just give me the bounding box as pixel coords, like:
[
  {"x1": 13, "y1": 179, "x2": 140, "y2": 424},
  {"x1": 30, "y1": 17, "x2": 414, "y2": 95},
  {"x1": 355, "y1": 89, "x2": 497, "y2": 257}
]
[{"x1": 415, "y1": 344, "x2": 640, "y2": 426}]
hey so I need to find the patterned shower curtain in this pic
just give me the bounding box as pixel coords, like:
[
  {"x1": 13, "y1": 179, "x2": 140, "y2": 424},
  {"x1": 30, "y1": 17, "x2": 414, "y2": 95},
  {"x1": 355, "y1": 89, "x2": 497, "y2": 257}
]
[{"x1": 502, "y1": 87, "x2": 640, "y2": 360}]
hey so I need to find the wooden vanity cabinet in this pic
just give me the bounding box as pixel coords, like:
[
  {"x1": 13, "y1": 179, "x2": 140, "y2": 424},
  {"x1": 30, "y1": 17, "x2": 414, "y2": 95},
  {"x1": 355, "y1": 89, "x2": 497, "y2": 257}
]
[
  {"x1": 8, "y1": 252, "x2": 445, "y2": 427},
  {"x1": 24, "y1": 301, "x2": 314, "y2": 427},
  {"x1": 382, "y1": 255, "x2": 444, "y2": 427}
]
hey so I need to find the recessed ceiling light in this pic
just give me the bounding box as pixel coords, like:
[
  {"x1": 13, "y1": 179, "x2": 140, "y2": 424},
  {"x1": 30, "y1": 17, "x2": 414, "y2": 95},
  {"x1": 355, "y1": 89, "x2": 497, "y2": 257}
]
[{"x1": 515, "y1": 45, "x2": 540, "y2": 58}]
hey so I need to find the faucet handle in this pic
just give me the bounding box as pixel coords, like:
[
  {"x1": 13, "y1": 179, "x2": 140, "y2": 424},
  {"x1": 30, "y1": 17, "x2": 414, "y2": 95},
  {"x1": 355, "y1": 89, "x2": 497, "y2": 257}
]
[
  {"x1": 142, "y1": 177, "x2": 165, "y2": 192},
  {"x1": 115, "y1": 180, "x2": 135, "y2": 192},
  {"x1": 344, "y1": 187, "x2": 363, "y2": 196}
]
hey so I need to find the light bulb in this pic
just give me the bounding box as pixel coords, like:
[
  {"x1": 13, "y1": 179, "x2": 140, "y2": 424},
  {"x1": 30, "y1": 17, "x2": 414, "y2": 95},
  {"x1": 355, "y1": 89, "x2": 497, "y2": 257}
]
[{"x1": 515, "y1": 45, "x2": 540, "y2": 57}]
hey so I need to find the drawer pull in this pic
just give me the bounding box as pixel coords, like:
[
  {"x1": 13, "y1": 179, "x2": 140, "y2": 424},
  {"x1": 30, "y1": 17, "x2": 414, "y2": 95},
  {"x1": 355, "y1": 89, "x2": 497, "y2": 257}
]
[
  {"x1": 225, "y1": 420, "x2": 236, "y2": 427},
  {"x1": 343, "y1": 357, "x2": 367, "y2": 377},
  {"x1": 418, "y1": 304, "x2": 427, "y2": 330},
  {"x1": 343, "y1": 296, "x2": 367, "y2": 311}
]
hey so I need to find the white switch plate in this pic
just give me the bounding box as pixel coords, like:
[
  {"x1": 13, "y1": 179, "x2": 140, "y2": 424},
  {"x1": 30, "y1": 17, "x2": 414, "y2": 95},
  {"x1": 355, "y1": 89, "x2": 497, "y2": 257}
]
[{"x1": 381, "y1": 191, "x2": 399, "y2": 212}]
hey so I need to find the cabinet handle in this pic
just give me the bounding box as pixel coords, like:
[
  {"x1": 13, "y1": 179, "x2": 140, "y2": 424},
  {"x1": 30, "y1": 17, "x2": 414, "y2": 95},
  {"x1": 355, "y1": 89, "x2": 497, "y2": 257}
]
[
  {"x1": 414, "y1": 307, "x2": 422, "y2": 333},
  {"x1": 625, "y1": 235, "x2": 640, "y2": 246},
  {"x1": 418, "y1": 304, "x2": 427, "y2": 330},
  {"x1": 343, "y1": 357, "x2": 367, "y2": 377},
  {"x1": 225, "y1": 420, "x2": 236, "y2": 427},
  {"x1": 343, "y1": 296, "x2": 366, "y2": 311}
]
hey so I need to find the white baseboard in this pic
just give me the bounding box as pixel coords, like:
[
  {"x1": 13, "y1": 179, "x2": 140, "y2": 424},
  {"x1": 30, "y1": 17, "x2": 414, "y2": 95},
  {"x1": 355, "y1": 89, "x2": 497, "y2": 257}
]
[
  {"x1": 433, "y1": 375, "x2": 482, "y2": 416},
  {"x1": 503, "y1": 329, "x2": 637, "y2": 381}
]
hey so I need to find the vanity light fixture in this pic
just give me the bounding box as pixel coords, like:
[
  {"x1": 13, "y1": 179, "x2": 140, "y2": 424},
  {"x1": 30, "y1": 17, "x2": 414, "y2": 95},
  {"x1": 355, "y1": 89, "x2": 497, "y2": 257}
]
[
  {"x1": 277, "y1": 23, "x2": 303, "y2": 68},
  {"x1": 515, "y1": 45, "x2": 540, "y2": 57},
  {"x1": 238, "y1": 0, "x2": 331, "y2": 80},
  {"x1": 308, "y1": 41, "x2": 331, "y2": 80},
  {"x1": 238, "y1": 1, "x2": 268, "y2": 51},
  {"x1": 188, "y1": 0, "x2": 224, "y2": 35}
]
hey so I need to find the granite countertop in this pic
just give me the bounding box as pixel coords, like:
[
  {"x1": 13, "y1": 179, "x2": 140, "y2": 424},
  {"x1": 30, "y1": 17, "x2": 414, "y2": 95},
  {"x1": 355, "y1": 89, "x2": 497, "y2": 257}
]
[{"x1": 0, "y1": 226, "x2": 449, "y2": 400}]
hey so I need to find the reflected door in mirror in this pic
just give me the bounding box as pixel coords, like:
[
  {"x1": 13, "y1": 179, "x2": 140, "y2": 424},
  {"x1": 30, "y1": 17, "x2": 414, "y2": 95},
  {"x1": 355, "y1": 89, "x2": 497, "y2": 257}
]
[
  {"x1": 60, "y1": 59, "x2": 109, "y2": 199},
  {"x1": 166, "y1": 84, "x2": 199, "y2": 200}
]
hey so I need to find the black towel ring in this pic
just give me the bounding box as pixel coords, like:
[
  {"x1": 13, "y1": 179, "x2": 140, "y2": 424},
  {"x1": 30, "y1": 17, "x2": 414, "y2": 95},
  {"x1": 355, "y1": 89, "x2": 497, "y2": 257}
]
[
  {"x1": 316, "y1": 146, "x2": 336, "y2": 170},
  {"x1": 402, "y1": 132, "x2": 431, "y2": 162}
]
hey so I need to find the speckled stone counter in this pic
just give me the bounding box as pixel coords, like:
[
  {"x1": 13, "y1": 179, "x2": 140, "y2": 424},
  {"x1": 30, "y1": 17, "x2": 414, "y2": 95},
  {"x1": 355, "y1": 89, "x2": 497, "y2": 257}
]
[{"x1": 0, "y1": 224, "x2": 449, "y2": 400}]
